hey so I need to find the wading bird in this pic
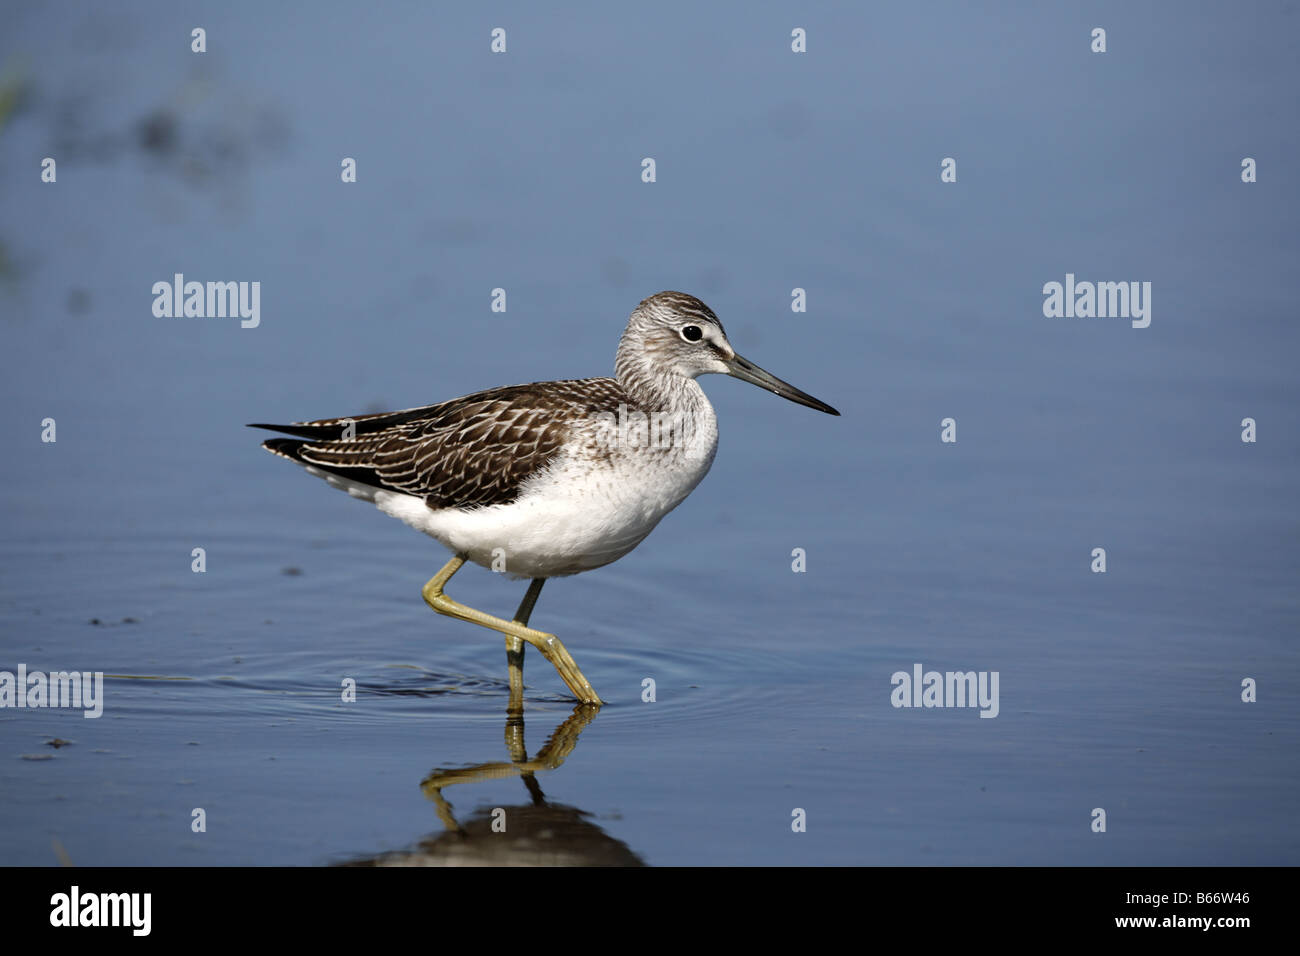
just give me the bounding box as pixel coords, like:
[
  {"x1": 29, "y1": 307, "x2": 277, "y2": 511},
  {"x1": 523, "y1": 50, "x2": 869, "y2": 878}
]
[{"x1": 251, "y1": 292, "x2": 838, "y2": 707}]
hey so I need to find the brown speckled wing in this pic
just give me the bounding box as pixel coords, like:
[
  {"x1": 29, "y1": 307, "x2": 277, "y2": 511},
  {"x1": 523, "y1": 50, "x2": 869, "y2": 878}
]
[{"x1": 252, "y1": 379, "x2": 628, "y2": 510}]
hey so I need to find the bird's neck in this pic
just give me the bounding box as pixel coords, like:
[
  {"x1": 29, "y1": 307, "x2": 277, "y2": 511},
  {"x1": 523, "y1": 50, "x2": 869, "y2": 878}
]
[
  {"x1": 612, "y1": 357, "x2": 717, "y2": 469},
  {"x1": 615, "y1": 355, "x2": 703, "y2": 416}
]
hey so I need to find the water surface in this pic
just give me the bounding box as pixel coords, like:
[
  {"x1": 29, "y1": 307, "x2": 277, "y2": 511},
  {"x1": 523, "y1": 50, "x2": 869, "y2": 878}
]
[{"x1": 1, "y1": 1, "x2": 1297, "y2": 866}]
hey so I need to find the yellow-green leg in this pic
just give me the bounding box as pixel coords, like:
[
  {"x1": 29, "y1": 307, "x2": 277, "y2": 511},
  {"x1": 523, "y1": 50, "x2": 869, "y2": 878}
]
[
  {"x1": 422, "y1": 555, "x2": 603, "y2": 705},
  {"x1": 504, "y1": 578, "x2": 544, "y2": 716}
]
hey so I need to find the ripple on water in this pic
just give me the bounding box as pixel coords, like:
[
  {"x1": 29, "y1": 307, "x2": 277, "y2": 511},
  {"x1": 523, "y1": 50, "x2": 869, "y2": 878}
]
[{"x1": 89, "y1": 632, "x2": 818, "y2": 731}]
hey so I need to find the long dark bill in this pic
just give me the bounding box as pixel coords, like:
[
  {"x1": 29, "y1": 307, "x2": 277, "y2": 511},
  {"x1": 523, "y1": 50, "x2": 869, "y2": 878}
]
[{"x1": 724, "y1": 354, "x2": 840, "y2": 416}]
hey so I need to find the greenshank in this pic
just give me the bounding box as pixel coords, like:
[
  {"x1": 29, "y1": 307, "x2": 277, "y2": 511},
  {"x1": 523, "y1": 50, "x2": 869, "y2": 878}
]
[{"x1": 251, "y1": 292, "x2": 838, "y2": 706}]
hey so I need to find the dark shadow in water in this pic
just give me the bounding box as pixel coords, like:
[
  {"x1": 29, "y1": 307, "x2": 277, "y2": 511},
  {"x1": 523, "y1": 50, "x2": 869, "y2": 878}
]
[{"x1": 339, "y1": 705, "x2": 645, "y2": 866}]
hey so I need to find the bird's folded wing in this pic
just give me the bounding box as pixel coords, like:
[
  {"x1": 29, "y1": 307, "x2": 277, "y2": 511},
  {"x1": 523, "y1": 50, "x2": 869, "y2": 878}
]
[{"x1": 251, "y1": 379, "x2": 626, "y2": 509}]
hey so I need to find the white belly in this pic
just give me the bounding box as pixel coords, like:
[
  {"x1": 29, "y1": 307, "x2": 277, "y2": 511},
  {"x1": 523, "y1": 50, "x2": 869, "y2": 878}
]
[{"x1": 369, "y1": 395, "x2": 719, "y2": 578}]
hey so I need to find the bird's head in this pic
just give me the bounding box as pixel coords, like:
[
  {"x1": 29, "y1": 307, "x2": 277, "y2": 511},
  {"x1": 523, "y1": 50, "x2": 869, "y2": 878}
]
[{"x1": 617, "y1": 291, "x2": 839, "y2": 415}]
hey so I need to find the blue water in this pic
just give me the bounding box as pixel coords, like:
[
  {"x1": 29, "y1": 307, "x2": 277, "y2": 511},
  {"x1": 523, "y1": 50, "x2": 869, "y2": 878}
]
[{"x1": 1, "y1": 1, "x2": 1297, "y2": 865}]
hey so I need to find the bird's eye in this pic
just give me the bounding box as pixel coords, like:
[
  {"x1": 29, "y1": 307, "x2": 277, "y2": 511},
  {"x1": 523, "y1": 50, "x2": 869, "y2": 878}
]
[{"x1": 680, "y1": 325, "x2": 703, "y2": 342}]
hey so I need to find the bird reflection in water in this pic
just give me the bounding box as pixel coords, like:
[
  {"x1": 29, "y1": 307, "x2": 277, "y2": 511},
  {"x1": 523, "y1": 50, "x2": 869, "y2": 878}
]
[{"x1": 339, "y1": 705, "x2": 644, "y2": 866}]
